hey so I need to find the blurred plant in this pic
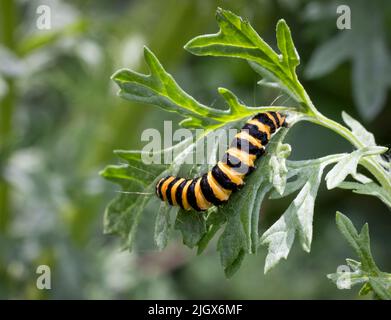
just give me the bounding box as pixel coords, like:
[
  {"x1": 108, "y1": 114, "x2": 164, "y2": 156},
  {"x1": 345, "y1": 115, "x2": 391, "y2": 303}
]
[
  {"x1": 304, "y1": 0, "x2": 391, "y2": 121},
  {"x1": 328, "y1": 212, "x2": 391, "y2": 299},
  {"x1": 1, "y1": 0, "x2": 215, "y2": 299},
  {"x1": 102, "y1": 7, "x2": 391, "y2": 298}
]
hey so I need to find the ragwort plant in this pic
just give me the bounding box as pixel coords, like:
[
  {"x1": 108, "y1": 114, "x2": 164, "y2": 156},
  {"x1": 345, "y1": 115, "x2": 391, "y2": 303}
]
[{"x1": 101, "y1": 8, "x2": 391, "y2": 299}]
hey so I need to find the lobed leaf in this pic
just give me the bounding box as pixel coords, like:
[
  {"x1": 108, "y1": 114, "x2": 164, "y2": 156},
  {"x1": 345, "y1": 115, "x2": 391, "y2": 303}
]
[
  {"x1": 328, "y1": 212, "x2": 391, "y2": 299},
  {"x1": 261, "y1": 164, "x2": 323, "y2": 273},
  {"x1": 112, "y1": 47, "x2": 223, "y2": 129},
  {"x1": 325, "y1": 146, "x2": 387, "y2": 190},
  {"x1": 185, "y1": 8, "x2": 305, "y2": 104},
  {"x1": 338, "y1": 181, "x2": 391, "y2": 209},
  {"x1": 154, "y1": 203, "x2": 177, "y2": 250},
  {"x1": 276, "y1": 19, "x2": 300, "y2": 79}
]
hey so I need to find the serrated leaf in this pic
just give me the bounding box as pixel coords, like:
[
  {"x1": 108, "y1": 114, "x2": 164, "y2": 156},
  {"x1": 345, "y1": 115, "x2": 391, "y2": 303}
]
[
  {"x1": 217, "y1": 211, "x2": 247, "y2": 278},
  {"x1": 338, "y1": 181, "x2": 391, "y2": 209},
  {"x1": 184, "y1": 7, "x2": 279, "y2": 69},
  {"x1": 269, "y1": 142, "x2": 291, "y2": 195},
  {"x1": 276, "y1": 19, "x2": 300, "y2": 79},
  {"x1": 104, "y1": 192, "x2": 150, "y2": 250},
  {"x1": 351, "y1": 172, "x2": 372, "y2": 184},
  {"x1": 261, "y1": 163, "x2": 323, "y2": 273},
  {"x1": 260, "y1": 207, "x2": 296, "y2": 273},
  {"x1": 342, "y1": 111, "x2": 390, "y2": 171},
  {"x1": 175, "y1": 210, "x2": 207, "y2": 248},
  {"x1": 112, "y1": 46, "x2": 289, "y2": 129},
  {"x1": 101, "y1": 135, "x2": 205, "y2": 250},
  {"x1": 112, "y1": 47, "x2": 224, "y2": 129},
  {"x1": 342, "y1": 112, "x2": 377, "y2": 147},
  {"x1": 184, "y1": 8, "x2": 305, "y2": 103},
  {"x1": 99, "y1": 164, "x2": 150, "y2": 187},
  {"x1": 154, "y1": 202, "x2": 177, "y2": 250},
  {"x1": 269, "y1": 168, "x2": 308, "y2": 199},
  {"x1": 325, "y1": 146, "x2": 387, "y2": 190},
  {"x1": 197, "y1": 208, "x2": 227, "y2": 255},
  {"x1": 330, "y1": 212, "x2": 391, "y2": 299},
  {"x1": 217, "y1": 87, "x2": 250, "y2": 117}
]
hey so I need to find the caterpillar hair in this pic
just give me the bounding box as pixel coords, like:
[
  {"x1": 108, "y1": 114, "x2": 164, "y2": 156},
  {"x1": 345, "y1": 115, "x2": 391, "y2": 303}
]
[{"x1": 156, "y1": 111, "x2": 287, "y2": 211}]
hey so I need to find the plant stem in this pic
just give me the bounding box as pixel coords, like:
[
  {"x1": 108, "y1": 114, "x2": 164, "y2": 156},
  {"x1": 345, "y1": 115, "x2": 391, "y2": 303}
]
[
  {"x1": 0, "y1": 0, "x2": 16, "y2": 232},
  {"x1": 299, "y1": 94, "x2": 391, "y2": 194}
]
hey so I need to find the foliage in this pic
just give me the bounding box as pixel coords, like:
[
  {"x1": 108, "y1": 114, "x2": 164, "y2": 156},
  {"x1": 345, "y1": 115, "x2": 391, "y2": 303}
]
[
  {"x1": 304, "y1": 0, "x2": 391, "y2": 121},
  {"x1": 328, "y1": 212, "x2": 391, "y2": 300},
  {"x1": 102, "y1": 6, "x2": 391, "y2": 295}
]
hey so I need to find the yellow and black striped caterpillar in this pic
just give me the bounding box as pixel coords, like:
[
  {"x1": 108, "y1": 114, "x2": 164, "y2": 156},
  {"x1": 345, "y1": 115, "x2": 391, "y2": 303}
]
[{"x1": 156, "y1": 112, "x2": 287, "y2": 211}]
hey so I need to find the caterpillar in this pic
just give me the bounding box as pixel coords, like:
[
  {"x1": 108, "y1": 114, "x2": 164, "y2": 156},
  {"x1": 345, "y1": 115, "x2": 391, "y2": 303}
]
[{"x1": 156, "y1": 112, "x2": 287, "y2": 212}]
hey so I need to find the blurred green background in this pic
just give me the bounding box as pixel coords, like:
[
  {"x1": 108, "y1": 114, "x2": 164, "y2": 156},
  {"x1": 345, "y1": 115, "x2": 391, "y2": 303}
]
[{"x1": 0, "y1": 0, "x2": 390, "y2": 299}]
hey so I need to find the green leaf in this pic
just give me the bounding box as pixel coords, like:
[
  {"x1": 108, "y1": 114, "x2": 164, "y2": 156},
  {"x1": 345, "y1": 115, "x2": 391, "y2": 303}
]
[
  {"x1": 368, "y1": 277, "x2": 391, "y2": 300},
  {"x1": 112, "y1": 47, "x2": 223, "y2": 129},
  {"x1": 184, "y1": 8, "x2": 305, "y2": 104},
  {"x1": 276, "y1": 19, "x2": 300, "y2": 79},
  {"x1": 269, "y1": 142, "x2": 291, "y2": 195},
  {"x1": 328, "y1": 212, "x2": 391, "y2": 300},
  {"x1": 261, "y1": 154, "x2": 347, "y2": 272},
  {"x1": 112, "y1": 46, "x2": 289, "y2": 129},
  {"x1": 342, "y1": 112, "x2": 376, "y2": 147},
  {"x1": 353, "y1": 32, "x2": 389, "y2": 121},
  {"x1": 305, "y1": 32, "x2": 351, "y2": 79},
  {"x1": 154, "y1": 203, "x2": 177, "y2": 250},
  {"x1": 184, "y1": 7, "x2": 280, "y2": 69},
  {"x1": 100, "y1": 138, "x2": 200, "y2": 250},
  {"x1": 17, "y1": 20, "x2": 88, "y2": 56},
  {"x1": 196, "y1": 208, "x2": 227, "y2": 255},
  {"x1": 175, "y1": 210, "x2": 207, "y2": 248},
  {"x1": 104, "y1": 192, "x2": 150, "y2": 250},
  {"x1": 305, "y1": 1, "x2": 391, "y2": 120},
  {"x1": 325, "y1": 146, "x2": 387, "y2": 190},
  {"x1": 261, "y1": 164, "x2": 323, "y2": 273},
  {"x1": 338, "y1": 181, "x2": 391, "y2": 209},
  {"x1": 99, "y1": 164, "x2": 150, "y2": 187},
  {"x1": 341, "y1": 111, "x2": 390, "y2": 171},
  {"x1": 335, "y1": 213, "x2": 377, "y2": 272}
]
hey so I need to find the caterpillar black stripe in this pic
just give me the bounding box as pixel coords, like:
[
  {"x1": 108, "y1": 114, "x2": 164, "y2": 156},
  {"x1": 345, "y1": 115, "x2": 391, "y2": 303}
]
[{"x1": 156, "y1": 112, "x2": 287, "y2": 211}]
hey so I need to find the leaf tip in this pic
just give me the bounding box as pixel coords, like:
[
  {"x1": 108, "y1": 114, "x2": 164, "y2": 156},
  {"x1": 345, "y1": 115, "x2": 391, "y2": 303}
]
[
  {"x1": 335, "y1": 211, "x2": 344, "y2": 222},
  {"x1": 143, "y1": 45, "x2": 157, "y2": 64},
  {"x1": 183, "y1": 38, "x2": 196, "y2": 53},
  {"x1": 218, "y1": 87, "x2": 234, "y2": 99},
  {"x1": 143, "y1": 45, "x2": 152, "y2": 55},
  {"x1": 215, "y1": 6, "x2": 225, "y2": 19},
  {"x1": 110, "y1": 68, "x2": 123, "y2": 82},
  {"x1": 276, "y1": 18, "x2": 287, "y2": 28}
]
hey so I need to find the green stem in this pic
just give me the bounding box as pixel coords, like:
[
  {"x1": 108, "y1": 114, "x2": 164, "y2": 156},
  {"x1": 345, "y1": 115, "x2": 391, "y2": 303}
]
[
  {"x1": 0, "y1": 0, "x2": 16, "y2": 232},
  {"x1": 298, "y1": 90, "x2": 391, "y2": 195}
]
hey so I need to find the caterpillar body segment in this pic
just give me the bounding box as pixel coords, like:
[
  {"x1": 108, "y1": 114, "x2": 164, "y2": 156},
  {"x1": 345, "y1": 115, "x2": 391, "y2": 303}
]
[{"x1": 156, "y1": 112, "x2": 287, "y2": 211}]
